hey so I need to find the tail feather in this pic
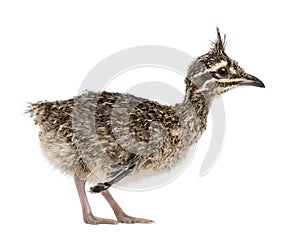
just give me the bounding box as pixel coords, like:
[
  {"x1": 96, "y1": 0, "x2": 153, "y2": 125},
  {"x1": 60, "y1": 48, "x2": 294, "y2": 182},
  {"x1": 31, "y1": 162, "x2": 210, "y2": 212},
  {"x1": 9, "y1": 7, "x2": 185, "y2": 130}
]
[{"x1": 26, "y1": 101, "x2": 53, "y2": 125}]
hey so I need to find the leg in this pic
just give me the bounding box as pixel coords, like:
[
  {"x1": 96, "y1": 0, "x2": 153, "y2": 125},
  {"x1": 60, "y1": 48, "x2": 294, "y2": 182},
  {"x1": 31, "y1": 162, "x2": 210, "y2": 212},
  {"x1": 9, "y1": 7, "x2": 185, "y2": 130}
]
[
  {"x1": 74, "y1": 174, "x2": 118, "y2": 225},
  {"x1": 101, "y1": 189, "x2": 154, "y2": 224}
]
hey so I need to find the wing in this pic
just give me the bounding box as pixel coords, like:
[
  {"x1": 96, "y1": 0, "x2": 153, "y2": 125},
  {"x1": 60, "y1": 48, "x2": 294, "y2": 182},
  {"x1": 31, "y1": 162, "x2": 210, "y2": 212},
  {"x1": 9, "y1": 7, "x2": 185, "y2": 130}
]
[{"x1": 90, "y1": 153, "x2": 139, "y2": 193}]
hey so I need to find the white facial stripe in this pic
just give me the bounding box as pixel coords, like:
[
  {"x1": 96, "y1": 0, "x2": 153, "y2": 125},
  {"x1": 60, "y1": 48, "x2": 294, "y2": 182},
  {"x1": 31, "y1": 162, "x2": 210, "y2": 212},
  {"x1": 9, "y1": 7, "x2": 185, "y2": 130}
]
[
  {"x1": 192, "y1": 60, "x2": 229, "y2": 78},
  {"x1": 215, "y1": 78, "x2": 243, "y2": 83},
  {"x1": 229, "y1": 67, "x2": 236, "y2": 74},
  {"x1": 207, "y1": 60, "x2": 227, "y2": 72},
  {"x1": 192, "y1": 71, "x2": 205, "y2": 78}
]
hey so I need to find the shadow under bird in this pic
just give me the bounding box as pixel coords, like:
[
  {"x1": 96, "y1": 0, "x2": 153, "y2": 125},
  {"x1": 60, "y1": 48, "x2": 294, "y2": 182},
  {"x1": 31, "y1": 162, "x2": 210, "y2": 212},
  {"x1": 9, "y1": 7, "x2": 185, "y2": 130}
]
[{"x1": 27, "y1": 28, "x2": 265, "y2": 224}]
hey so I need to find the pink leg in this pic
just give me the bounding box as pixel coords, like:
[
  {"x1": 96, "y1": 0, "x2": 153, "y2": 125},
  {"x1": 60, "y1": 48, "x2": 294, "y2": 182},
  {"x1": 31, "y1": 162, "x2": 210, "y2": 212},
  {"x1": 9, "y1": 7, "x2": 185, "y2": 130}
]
[
  {"x1": 101, "y1": 190, "x2": 154, "y2": 224},
  {"x1": 74, "y1": 175, "x2": 118, "y2": 225}
]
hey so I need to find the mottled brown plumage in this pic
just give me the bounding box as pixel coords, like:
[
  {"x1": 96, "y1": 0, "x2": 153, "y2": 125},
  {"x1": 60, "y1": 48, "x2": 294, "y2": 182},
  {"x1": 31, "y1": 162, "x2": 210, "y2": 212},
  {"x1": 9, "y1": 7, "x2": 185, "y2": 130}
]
[
  {"x1": 28, "y1": 28, "x2": 264, "y2": 224},
  {"x1": 28, "y1": 91, "x2": 195, "y2": 182}
]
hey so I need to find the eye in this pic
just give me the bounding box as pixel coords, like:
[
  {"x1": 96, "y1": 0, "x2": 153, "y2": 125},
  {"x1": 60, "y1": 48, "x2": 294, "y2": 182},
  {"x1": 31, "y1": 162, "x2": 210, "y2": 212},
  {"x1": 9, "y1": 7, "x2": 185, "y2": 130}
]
[{"x1": 217, "y1": 67, "x2": 228, "y2": 76}]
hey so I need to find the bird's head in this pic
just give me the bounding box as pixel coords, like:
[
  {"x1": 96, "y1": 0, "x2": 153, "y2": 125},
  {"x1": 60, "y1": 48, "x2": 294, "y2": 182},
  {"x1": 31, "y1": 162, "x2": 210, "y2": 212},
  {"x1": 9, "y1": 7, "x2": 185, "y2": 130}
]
[{"x1": 186, "y1": 28, "x2": 264, "y2": 97}]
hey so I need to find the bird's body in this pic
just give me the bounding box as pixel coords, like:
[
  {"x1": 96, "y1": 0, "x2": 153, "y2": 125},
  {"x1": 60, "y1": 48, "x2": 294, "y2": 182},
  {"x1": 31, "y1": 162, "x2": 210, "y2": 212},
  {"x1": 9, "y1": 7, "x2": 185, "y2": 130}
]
[
  {"x1": 28, "y1": 90, "x2": 208, "y2": 185},
  {"x1": 28, "y1": 28, "x2": 265, "y2": 224}
]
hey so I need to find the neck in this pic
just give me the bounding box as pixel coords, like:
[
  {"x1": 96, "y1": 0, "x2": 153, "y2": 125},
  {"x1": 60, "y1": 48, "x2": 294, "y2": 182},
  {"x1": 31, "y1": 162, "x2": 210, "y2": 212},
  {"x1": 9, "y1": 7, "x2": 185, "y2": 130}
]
[
  {"x1": 175, "y1": 79, "x2": 217, "y2": 144},
  {"x1": 183, "y1": 79, "x2": 215, "y2": 118}
]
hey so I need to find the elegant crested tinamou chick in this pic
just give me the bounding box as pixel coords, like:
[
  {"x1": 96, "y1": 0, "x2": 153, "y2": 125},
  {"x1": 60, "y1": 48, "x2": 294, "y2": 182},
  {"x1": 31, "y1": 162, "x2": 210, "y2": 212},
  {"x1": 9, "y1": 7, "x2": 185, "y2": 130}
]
[{"x1": 28, "y1": 28, "x2": 265, "y2": 225}]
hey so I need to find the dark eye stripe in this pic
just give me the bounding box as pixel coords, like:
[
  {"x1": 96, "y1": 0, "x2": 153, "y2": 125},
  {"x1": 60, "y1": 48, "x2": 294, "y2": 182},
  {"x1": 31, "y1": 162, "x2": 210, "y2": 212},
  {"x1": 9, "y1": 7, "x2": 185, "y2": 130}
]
[{"x1": 217, "y1": 81, "x2": 238, "y2": 87}]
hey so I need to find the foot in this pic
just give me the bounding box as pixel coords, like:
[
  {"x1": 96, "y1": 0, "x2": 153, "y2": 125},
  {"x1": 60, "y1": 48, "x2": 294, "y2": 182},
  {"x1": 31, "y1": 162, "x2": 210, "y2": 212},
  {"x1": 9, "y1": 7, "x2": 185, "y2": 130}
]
[
  {"x1": 83, "y1": 214, "x2": 118, "y2": 225},
  {"x1": 116, "y1": 213, "x2": 154, "y2": 224}
]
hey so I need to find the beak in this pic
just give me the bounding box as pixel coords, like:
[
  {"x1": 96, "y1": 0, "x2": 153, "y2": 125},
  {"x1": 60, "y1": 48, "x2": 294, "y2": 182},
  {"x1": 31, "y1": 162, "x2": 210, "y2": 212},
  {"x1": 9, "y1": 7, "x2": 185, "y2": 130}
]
[{"x1": 239, "y1": 74, "x2": 265, "y2": 88}]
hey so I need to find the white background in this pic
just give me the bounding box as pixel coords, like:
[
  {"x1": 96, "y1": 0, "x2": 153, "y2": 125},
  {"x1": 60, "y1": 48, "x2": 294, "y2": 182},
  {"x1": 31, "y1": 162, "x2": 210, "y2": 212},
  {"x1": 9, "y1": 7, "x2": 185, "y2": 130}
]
[{"x1": 1, "y1": 1, "x2": 300, "y2": 232}]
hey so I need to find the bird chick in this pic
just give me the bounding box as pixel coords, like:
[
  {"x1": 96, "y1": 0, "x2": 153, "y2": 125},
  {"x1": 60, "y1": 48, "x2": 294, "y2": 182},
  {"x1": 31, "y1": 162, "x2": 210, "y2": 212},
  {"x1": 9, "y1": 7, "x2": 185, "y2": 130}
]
[{"x1": 28, "y1": 28, "x2": 264, "y2": 225}]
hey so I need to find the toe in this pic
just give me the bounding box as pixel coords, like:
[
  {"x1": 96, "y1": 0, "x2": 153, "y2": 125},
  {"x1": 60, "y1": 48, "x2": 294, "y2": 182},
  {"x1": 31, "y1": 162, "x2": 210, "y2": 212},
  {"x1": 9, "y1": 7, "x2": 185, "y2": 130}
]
[
  {"x1": 117, "y1": 214, "x2": 154, "y2": 224},
  {"x1": 84, "y1": 215, "x2": 118, "y2": 225}
]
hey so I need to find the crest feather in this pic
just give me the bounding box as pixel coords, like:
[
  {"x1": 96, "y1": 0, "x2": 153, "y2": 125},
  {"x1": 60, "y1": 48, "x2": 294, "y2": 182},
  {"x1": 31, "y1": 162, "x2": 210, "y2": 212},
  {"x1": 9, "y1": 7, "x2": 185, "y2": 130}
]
[{"x1": 210, "y1": 27, "x2": 227, "y2": 55}]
